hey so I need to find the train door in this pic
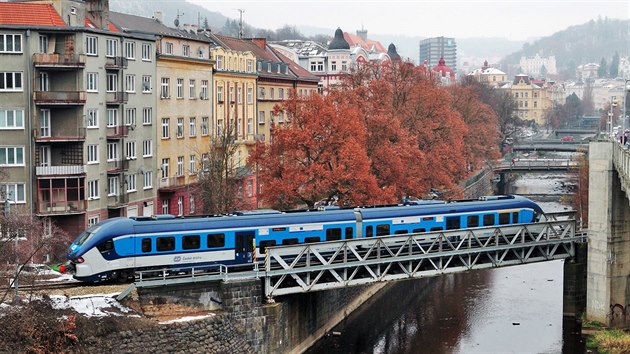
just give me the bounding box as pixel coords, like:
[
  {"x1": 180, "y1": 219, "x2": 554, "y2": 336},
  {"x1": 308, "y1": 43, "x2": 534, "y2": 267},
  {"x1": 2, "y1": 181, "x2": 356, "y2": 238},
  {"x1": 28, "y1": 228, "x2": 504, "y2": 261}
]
[{"x1": 235, "y1": 231, "x2": 255, "y2": 264}]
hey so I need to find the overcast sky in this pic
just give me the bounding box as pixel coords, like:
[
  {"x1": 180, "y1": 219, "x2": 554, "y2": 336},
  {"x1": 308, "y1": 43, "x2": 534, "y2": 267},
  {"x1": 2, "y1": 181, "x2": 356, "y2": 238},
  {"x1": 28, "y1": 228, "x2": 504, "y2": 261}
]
[{"x1": 189, "y1": 0, "x2": 628, "y2": 40}]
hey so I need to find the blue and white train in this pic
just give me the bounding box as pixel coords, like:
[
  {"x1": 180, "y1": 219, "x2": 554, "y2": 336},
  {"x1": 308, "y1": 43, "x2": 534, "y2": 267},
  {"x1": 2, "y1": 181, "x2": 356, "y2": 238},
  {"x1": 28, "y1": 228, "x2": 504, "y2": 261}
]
[{"x1": 65, "y1": 195, "x2": 544, "y2": 282}]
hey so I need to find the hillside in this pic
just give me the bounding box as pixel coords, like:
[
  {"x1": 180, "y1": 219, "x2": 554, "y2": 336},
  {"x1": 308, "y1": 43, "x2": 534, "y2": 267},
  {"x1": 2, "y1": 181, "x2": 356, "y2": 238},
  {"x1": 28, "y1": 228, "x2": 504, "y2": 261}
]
[{"x1": 500, "y1": 18, "x2": 629, "y2": 79}]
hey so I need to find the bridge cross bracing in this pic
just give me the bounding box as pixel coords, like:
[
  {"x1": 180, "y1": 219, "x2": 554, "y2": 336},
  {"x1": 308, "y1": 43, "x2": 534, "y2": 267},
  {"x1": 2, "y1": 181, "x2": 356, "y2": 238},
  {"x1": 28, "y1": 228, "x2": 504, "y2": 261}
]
[{"x1": 613, "y1": 143, "x2": 630, "y2": 201}]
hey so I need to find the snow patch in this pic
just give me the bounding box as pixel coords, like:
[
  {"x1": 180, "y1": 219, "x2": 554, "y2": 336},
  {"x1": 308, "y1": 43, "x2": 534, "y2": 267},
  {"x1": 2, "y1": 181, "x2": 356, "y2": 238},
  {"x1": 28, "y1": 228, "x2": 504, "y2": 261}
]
[
  {"x1": 49, "y1": 293, "x2": 138, "y2": 318},
  {"x1": 159, "y1": 313, "x2": 216, "y2": 324}
]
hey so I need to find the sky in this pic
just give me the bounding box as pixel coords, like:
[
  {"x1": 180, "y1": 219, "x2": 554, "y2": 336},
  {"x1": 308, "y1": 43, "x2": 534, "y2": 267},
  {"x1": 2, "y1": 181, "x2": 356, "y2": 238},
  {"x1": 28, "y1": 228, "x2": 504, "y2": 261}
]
[{"x1": 189, "y1": 0, "x2": 629, "y2": 40}]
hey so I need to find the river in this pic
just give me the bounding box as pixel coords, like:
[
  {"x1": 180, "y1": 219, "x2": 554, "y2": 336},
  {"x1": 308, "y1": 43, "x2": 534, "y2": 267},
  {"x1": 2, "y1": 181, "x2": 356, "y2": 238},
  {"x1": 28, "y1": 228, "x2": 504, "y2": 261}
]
[{"x1": 307, "y1": 172, "x2": 584, "y2": 354}]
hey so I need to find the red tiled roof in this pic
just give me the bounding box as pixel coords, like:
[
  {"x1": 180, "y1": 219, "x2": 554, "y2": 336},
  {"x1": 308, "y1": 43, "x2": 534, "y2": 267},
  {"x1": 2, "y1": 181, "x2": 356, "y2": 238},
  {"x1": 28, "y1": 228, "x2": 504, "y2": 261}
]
[
  {"x1": 85, "y1": 17, "x2": 119, "y2": 32},
  {"x1": 343, "y1": 32, "x2": 386, "y2": 53},
  {"x1": 0, "y1": 3, "x2": 65, "y2": 27}
]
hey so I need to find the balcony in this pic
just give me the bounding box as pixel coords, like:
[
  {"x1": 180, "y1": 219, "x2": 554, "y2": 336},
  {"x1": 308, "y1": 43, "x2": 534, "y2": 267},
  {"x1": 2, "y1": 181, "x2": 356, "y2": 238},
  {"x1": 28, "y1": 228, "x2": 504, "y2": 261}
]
[
  {"x1": 37, "y1": 200, "x2": 87, "y2": 215},
  {"x1": 107, "y1": 193, "x2": 128, "y2": 209},
  {"x1": 106, "y1": 91, "x2": 128, "y2": 105},
  {"x1": 106, "y1": 125, "x2": 129, "y2": 139},
  {"x1": 105, "y1": 56, "x2": 128, "y2": 70},
  {"x1": 158, "y1": 176, "x2": 186, "y2": 192},
  {"x1": 35, "y1": 127, "x2": 86, "y2": 142},
  {"x1": 33, "y1": 53, "x2": 86, "y2": 69},
  {"x1": 107, "y1": 159, "x2": 129, "y2": 174},
  {"x1": 36, "y1": 165, "x2": 86, "y2": 176},
  {"x1": 34, "y1": 91, "x2": 86, "y2": 105}
]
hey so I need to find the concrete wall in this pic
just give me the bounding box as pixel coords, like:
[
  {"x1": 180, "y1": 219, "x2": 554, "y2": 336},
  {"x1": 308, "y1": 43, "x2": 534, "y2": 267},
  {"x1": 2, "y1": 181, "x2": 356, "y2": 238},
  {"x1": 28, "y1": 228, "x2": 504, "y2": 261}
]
[{"x1": 461, "y1": 166, "x2": 494, "y2": 198}]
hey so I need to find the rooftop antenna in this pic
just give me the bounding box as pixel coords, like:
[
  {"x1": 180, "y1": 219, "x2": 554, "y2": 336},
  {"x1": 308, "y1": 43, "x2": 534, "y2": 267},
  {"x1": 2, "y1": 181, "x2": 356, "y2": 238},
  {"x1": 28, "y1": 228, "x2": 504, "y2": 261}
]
[
  {"x1": 237, "y1": 9, "x2": 245, "y2": 38},
  {"x1": 174, "y1": 9, "x2": 183, "y2": 28}
]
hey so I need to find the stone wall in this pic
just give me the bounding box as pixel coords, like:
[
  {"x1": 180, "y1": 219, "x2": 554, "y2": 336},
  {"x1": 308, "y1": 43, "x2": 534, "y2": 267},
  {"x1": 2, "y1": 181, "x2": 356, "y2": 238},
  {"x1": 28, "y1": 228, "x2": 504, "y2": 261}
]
[{"x1": 460, "y1": 167, "x2": 494, "y2": 198}]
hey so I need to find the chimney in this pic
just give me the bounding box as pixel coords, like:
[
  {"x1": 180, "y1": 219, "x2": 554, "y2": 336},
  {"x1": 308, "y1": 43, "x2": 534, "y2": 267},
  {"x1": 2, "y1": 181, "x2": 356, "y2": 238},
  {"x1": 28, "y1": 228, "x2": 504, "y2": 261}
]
[
  {"x1": 153, "y1": 11, "x2": 164, "y2": 23},
  {"x1": 190, "y1": 24, "x2": 198, "y2": 34},
  {"x1": 183, "y1": 23, "x2": 191, "y2": 33},
  {"x1": 252, "y1": 38, "x2": 267, "y2": 49}
]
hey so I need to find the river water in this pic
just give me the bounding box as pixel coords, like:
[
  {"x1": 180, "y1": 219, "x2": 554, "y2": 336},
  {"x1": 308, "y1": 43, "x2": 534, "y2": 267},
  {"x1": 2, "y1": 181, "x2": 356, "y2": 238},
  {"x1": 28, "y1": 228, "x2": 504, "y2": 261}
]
[{"x1": 307, "y1": 172, "x2": 584, "y2": 354}]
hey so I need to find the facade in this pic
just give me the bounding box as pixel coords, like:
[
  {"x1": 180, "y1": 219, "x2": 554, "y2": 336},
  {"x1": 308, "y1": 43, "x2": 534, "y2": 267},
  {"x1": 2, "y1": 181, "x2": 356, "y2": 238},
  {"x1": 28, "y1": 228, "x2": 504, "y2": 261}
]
[
  {"x1": 0, "y1": 0, "x2": 158, "y2": 236},
  {"x1": 576, "y1": 63, "x2": 599, "y2": 81},
  {"x1": 419, "y1": 36, "x2": 457, "y2": 74},
  {"x1": 467, "y1": 60, "x2": 508, "y2": 88},
  {"x1": 518, "y1": 54, "x2": 557, "y2": 77},
  {"x1": 500, "y1": 74, "x2": 553, "y2": 126}
]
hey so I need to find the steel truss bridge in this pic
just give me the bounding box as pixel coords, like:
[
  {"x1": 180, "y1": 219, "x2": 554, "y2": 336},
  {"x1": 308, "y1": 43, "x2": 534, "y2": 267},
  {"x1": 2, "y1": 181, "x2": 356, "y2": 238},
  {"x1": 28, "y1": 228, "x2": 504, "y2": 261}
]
[{"x1": 117, "y1": 212, "x2": 584, "y2": 301}]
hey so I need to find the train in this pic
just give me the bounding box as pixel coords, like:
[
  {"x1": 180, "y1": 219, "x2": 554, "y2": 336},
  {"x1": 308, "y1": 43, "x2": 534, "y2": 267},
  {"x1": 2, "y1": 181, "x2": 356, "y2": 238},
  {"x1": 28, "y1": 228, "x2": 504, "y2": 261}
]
[{"x1": 65, "y1": 195, "x2": 545, "y2": 282}]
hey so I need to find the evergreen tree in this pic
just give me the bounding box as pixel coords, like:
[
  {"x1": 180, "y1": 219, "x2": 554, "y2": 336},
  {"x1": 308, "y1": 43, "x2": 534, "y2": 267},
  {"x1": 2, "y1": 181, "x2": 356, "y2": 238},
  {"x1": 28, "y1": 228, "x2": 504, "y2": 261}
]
[
  {"x1": 598, "y1": 57, "x2": 608, "y2": 78},
  {"x1": 610, "y1": 51, "x2": 620, "y2": 78},
  {"x1": 540, "y1": 64, "x2": 547, "y2": 78}
]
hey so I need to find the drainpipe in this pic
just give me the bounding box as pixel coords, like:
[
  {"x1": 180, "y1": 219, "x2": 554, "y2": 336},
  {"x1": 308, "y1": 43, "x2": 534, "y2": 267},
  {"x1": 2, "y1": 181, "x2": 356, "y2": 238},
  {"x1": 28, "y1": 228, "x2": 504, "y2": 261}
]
[{"x1": 26, "y1": 29, "x2": 34, "y2": 214}]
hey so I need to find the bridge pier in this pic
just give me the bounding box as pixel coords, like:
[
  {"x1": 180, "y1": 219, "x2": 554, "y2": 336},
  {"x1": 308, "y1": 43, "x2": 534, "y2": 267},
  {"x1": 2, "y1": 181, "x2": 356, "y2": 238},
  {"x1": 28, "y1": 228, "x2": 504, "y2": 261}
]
[{"x1": 587, "y1": 142, "x2": 630, "y2": 326}]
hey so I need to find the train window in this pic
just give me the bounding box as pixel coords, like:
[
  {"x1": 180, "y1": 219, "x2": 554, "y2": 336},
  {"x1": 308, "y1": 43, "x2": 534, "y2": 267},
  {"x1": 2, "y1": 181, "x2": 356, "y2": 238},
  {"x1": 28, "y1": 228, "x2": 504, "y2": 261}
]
[
  {"x1": 141, "y1": 238, "x2": 151, "y2": 253},
  {"x1": 365, "y1": 226, "x2": 374, "y2": 237},
  {"x1": 345, "y1": 227, "x2": 353, "y2": 239},
  {"x1": 282, "y1": 238, "x2": 299, "y2": 245},
  {"x1": 182, "y1": 235, "x2": 201, "y2": 250},
  {"x1": 376, "y1": 224, "x2": 390, "y2": 236},
  {"x1": 412, "y1": 228, "x2": 426, "y2": 233},
  {"x1": 395, "y1": 230, "x2": 408, "y2": 235},
  {"x1": 467, "y1": 215, "x2": 479, "y2": 228},
  {"x1": 156, "y1": 237, "x2": 175, "y2": 252},
  {"x1": 326, "y1": 228, "x2": 342, "y2": 241},
  {"x1": 97, "y1": 240, "x2": 114, "y2": 253},
  {"x1": 304, "y1": 237, "x2": 320, "y2": 243},
  {"x1": 512, "y1": 212, "x2": 519, "y2": 223},
  {"x1": 446, "y1": 216, "x2": 461, "y2": 230},
  {"x1": 499, "y1": 213, "x2": 510, "y2": 225},
  {"x1": 483, "y1": 214, "x2": 495, "y2": 226},
  {"x1": 259, "y1": 240, "x2": 276, "y2": 253},
  {"x1": 430, "y1": 227, "x2": 444, "y2": 232},
  {"x1": 207, "y1": 233, "x2": 225, "y2": 248}
]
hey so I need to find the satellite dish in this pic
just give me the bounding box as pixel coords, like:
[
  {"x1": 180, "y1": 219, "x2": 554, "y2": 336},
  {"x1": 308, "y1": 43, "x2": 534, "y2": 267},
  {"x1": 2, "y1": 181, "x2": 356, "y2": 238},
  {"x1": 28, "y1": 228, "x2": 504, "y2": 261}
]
[{"x1": 174, "y1": 18, "x2": 180, "y2": 27}]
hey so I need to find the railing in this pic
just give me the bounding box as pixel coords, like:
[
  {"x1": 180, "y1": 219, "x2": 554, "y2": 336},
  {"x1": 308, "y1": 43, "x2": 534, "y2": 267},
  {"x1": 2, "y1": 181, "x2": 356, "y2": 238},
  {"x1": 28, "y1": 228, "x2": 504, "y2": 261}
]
[
  {"x1": 106, "y1": 91, "x2": 128, "y2": 104},
  {"x1": 37, "y1": 200, "x2": 86, "y2": 214},
  {"x1": 34, "y1": 91, "x2": 86, "y2": 105},
  {"x1": 107, "y1": 193, "x2": 128, "y2": 208},
  {"x1": 35, "y1": 127, "x2": 86, "y2": 141},
  {"x1": 107, "y1": 159, "x2": 129, "y2": 173},
  {"x1": 106, "y1": 125, "x2": 129, "y2": 138},
  {"x1": 35, "y1": 165, "x2": 86, "y2": 176},
  {"x1": 494, "y1": 158, "x2": 579, "y2": 172},
  {"x1": 159, "y1": 176, "x2": 186, "y2": 190},
  {"x1": 105, "y1": 56, "x2": 128, "y2": 70},
  {"x1": 33, "y1": 53, "x2": 86, "y2": 67},
  {"x1": 613, "y1": 142, "x2": 630, "y2": 201}
]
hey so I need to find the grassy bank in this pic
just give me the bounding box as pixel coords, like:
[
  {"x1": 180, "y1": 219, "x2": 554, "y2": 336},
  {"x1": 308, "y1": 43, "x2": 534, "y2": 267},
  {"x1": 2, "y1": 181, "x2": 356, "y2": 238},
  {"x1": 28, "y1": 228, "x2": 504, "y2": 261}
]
[{"x1": 586, "y1": 327, "x2": 630, "y2": 354}]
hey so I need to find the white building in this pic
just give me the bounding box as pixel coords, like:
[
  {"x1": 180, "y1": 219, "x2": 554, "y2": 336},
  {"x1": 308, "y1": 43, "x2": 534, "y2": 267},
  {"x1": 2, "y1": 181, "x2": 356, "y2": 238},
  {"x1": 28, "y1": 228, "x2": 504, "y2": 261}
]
[{"x1": 519, "y1": 54, "x2": 557, "y2": 77}]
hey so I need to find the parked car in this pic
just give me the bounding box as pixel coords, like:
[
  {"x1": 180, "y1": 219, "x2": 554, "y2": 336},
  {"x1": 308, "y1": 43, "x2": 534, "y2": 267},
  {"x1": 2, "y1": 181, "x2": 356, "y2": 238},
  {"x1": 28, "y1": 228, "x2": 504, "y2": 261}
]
[{"x1": 560, "y1": 136, "x2": 574, "y2": 142}]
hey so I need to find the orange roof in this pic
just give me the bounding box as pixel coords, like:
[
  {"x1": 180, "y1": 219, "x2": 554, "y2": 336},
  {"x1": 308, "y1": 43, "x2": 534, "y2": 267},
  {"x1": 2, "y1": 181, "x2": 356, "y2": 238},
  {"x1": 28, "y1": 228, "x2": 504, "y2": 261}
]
[
  {"x1": 343, "y1": 32, "x2": 386, "y2": 53},
  {"x1": 0, "y1": 3, "x2": 65, "y2": 27},
  {"x1": 84, "y1": 17, "x2": 118, "y2": 32}
]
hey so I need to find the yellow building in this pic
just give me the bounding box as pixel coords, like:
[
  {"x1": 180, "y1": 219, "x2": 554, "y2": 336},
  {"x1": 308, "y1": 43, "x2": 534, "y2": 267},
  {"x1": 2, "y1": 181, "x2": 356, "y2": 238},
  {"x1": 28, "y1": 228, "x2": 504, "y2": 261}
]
[
  {"x1": 468, "y1": 61, "x2": 508, "y2": 88},
  {"x1": 501, "y1": 74, "x2": 553, "y2": 126}
]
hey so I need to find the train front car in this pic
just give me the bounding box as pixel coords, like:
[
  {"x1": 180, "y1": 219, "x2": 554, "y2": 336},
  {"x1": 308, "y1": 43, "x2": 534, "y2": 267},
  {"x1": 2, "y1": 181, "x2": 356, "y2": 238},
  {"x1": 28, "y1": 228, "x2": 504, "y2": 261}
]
[{"x1": 66, "y1": 217, "x2": 135, "y2": 282}]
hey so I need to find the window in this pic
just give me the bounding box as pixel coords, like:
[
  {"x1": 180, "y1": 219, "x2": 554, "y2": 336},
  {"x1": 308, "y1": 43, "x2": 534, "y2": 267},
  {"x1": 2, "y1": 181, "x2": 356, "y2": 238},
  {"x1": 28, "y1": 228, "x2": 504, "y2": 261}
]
[
  {"x1": 107, "y1": 142, "x2": 118, "y2": 161},
  {"x1": 345, "y1": 227, "x2": 353, "y2": 239},
  {"x1": 142, "y1": 43, "x2": 151, "y2": 61},
  {"x1": 247, "y1": 59, "x2": 253, "y2": 72},
  {"x1": 197, "y1": 47, "x2": 204, "y2": 58},
  {"x1": 247, "y1": 118, "x2": 253, "y2": 135},
  {"x1": 207, "y1": 233, "x2": 225, "y2": 248},
  {"x1": 88, "y1": 180, "x2": 99, "y2": 199},
  {"x1": 0, "y1": 72, "x2": 23, "y2": 91},
  {"x1": 446, "y1": 216, "x2": 461, "y2": 230},
  {"x1": 247, "y1": 87, "x2": 253, "y2": 104},
  {"x1": 182, "y1": 45, "x2": 190, "y2": 57},
  {"x1": 125, "y1": 108, "x2": 136, "y2": 126},
  {"x1": 237, "y1": 87, "x2": 242, "y2": 104},
  {"x1": 1, "y1": 183, "x2": 25, "y2": 203},
  {"x1": 142, "y1": 107, "x2": 152, "y2": 125},
  {"x1": 39, "y1": 72, "x2": 49, "y2": 91},
  {"x1": 106, "y1": 39, "x2": 117, "y2": 57},
  {"x1": 160, "y1": 78, "x2": 170, "y2": 98},
  {"x1": 376, "y1": 224, "x2": 390, "y2": 236},
  {"x1": 201, "y1": 80, "x2": 208, "y2": 100},
  {"x1": 278, "y1": 112, "x2": 284, "y2": 123},
  {"x1": 176, "y1": 118, "x2": 184, "y2": 138},
  {"x1": 161, "y1": 158, "x2": 169, "y2": 179},
  {"x1": 0, "y1": 109, "x2": 24, "y2": 129},
  {"x1": 161, "y1": 118, "x2": 170, "y2": 138},
  {"x1": 325, "y1": 228, "x2": 342, "y2": 241},
  {"x1": 258, "y1": 111, "x2": 265, "y2": 124},
  {"x1": 282, "y1": 238, "x2": 299, "y2": 245},
  {"x1": 0, "y1": 34, "x2": 22, "y2": 53},
  {"x1": 512, "y1": 212, "x2": 519, "y2": 223},
  {"x1": 259, "y1": 240, "x2": 276, "y2": 253},
  {"x1": 217, "y1": 86, "x2": 224, "y2": 102},
  {"x1": 38, "y1": 35, "x2": 48, "y2": 53},
  {"x1": 217, "y1": 119, "x2": 223, "y2": 135},
  {"x1": 189, "y1": 79, "x2": 196, "y2": 99},
  {"x1": 88, "y1": 216, "x2": 100, "y2": 227},
  {"x1": 87, "y1": 144, "x2": 99, "y2": 164},
  {"x1": 341, "y1": 61, "x2": 348, "y2": 71},
  {"x1": 177, "y1": 156, "x2": 184, "y2": 176},
  {"x1": 125, "y1": 41, "x2": 135, "y2": 59},
  {"x1": 142, "y1": 75, "x2": 152, "y2": 93},
  {"x1": 177, "y1": 196, "x2": 183, "y2": 216},
  {"x1": 141, "y1": 238, "x2": 151, "y2": 253},
  {"x1": 126, "y1": 174, "x2": 136, "y2": 192},
  {"x1": 217, "y1": 55, "x2": 223, "y2": 70},
  {"x1": 189, "y1": 118, "x2": 196, "y2": 137},
  {"x1": 108, "y1": 176, "x2": 119, "y2": 196},
  {"x1": 183, "y1": 235, "x2": 200, "y2": 250},
  {"x1": 107, "y1": 108, "x2": 118, "y2": 127},
  {"x1": 125, "y1": 74, "x2": 135, "y2": 93},
  {"x1": 142, "y1": 139, "x2": 152, "y2": 157},
  {"x1": 267, "y1": 62, "x2": 271, "y2": 72},
  {"x1": 499, "y1": 213, "x2": 511, "y2": 225},
  {"x1": 467, "y1": 215, "x2": 479, "y2": 228},
  {"x1": 331, "y1": 61, "x2": 337, "y2": 71},
  {"x1": 279, "y1": 88, "x2": 284, "y2": 99},
  {"x1": 106, "y1": 73, "x2": 117, "y2": 92},
  {"x1": 269, "y1": 88, "x2": 274, "y2": 100},
  {"x1": 162, "y1": 199, "x2": 169, "y2": 214},
  {"x1": 483, "y1": 214, "x2": 495, "y2": 226},
  {"x1": 125, "y1": 141, "x2": 136, "y2": 159},
  {"x1": 86, "y1": 36, "x2": 97, "y2": 56},
  {"x1": 40, "y1": 109, "x2": 50, "y2": 137},
  {"x1": 165, "y1": 42, "x2": 173, "y2": 54},
  {"x1": 201, "y1": 117, "x2": 209, "y2": 136},
  {"x1": 189, "y1": 155, "x2": 196, "y2": 174},
  {"x1": 229, "y1": 87, "x2": 234, "y2": 102},
  {"x1": 143, "y1": 170, "x2": 153, "y2": 189},
  {"x1": 156, "y1": 237, "x2": 175, "y2": 252},
  {"x1": 177, "y1": 78, "x2": 183, "y2": 98},
  {"x1": 189, "y1": 195, "x2": 195, "y2": 214},
  {"x1": 0, "y1": 147, "x2": 24, "y2": 166},
  {"x1": 87, "y1": 72, "x2": 98, "y2": 92}
]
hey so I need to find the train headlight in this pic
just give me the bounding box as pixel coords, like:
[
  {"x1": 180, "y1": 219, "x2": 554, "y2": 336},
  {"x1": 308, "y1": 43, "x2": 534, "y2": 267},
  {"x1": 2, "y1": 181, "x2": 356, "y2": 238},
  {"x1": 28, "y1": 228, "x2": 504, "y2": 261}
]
[{"x1": 75, "y1": 257, "x2": 84, "y2": 264}]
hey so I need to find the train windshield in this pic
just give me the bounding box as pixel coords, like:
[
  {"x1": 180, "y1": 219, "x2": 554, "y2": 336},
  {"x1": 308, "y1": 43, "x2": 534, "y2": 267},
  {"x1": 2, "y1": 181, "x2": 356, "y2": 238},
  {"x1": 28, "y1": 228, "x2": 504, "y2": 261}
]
[{"x1": 73, "y1": 226, "x2": 101, "y2": 246}]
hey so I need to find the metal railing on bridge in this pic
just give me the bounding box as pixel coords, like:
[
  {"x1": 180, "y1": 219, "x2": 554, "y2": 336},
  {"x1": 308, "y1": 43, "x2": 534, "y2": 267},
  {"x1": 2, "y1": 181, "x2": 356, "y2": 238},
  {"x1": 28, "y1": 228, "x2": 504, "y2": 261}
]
[
  {"x1": 613, "y1": 142, "x2": 630, "y2": 201},
  {"x1": 493, "y1": 158, "x2": 579, "y2": 172}
]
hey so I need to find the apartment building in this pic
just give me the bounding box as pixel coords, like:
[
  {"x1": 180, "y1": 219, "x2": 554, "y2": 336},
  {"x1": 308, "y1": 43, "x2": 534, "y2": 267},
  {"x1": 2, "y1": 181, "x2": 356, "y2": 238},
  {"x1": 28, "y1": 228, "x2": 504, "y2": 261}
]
[
  {"x1": 419, "y1": 36, "x2": 457, "y2": 74},
  {"x1": 500, "y1": 74, "x2": 553, "y2": 125}
]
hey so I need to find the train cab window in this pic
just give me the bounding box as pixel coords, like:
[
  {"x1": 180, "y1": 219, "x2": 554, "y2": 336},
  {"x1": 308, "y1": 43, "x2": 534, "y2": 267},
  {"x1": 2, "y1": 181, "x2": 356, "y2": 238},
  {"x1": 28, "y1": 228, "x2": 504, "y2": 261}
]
[
  {"x1": 483, "y1": 214, "x2": 495, "y2": 226},
  {"x1": 182, "y1": 235, "x2": 201, "y2": 250},
  {"x1": 512, "y1": 212, "x2": 519, "y2": 223},
  {"x1": 282, "y1": 238, "x2": 299, "y2": 245},
  {"x1": 156, "y1": 237, "x2": 175, "y2": 252},
  {"x1": 430, "y1": 227, "x2": 444, "y2": 232},
  {"x1": 304, "y1": 237, "x2": 320, "y2": 243},
  {"x1": 376, "y1": 224, "x2": 390, "y2": 236},
  {"x1": 207, "y1": 233, "x2": 225, "y2": 248},
  {"x1": 499, "y1": 213, "x2": 511, "y2": 225},
  {"x1": 446, "y1": 216, "x2": 461, "y2": 230},
  {"x1": 326, "y1": 228, "x2": 342, "y2": 241},
  {"x1": 97, "y1": 240, "x2": 114, "y2": 253},
  {"x1": 259, "y1": 240, "x2": 276, "y2": 253},
  {"x1": 394, "y1": 230, "x2": 408, "y2": 235},
  {"x1": 467, "y1": 215, "x2": 479, "y2": 228},
  {"x1": 412, "y1": 228, "x2": 426, "y2": 233},
  {"x1": 345, "y1": 227, "x2": 353, "y2": 239},
  {"x1": 141, "y1": 238, "x2": 151, "y2": 253},
  {"x1": 365, "y1": 226, "x2": 374, "y2": 237}
]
